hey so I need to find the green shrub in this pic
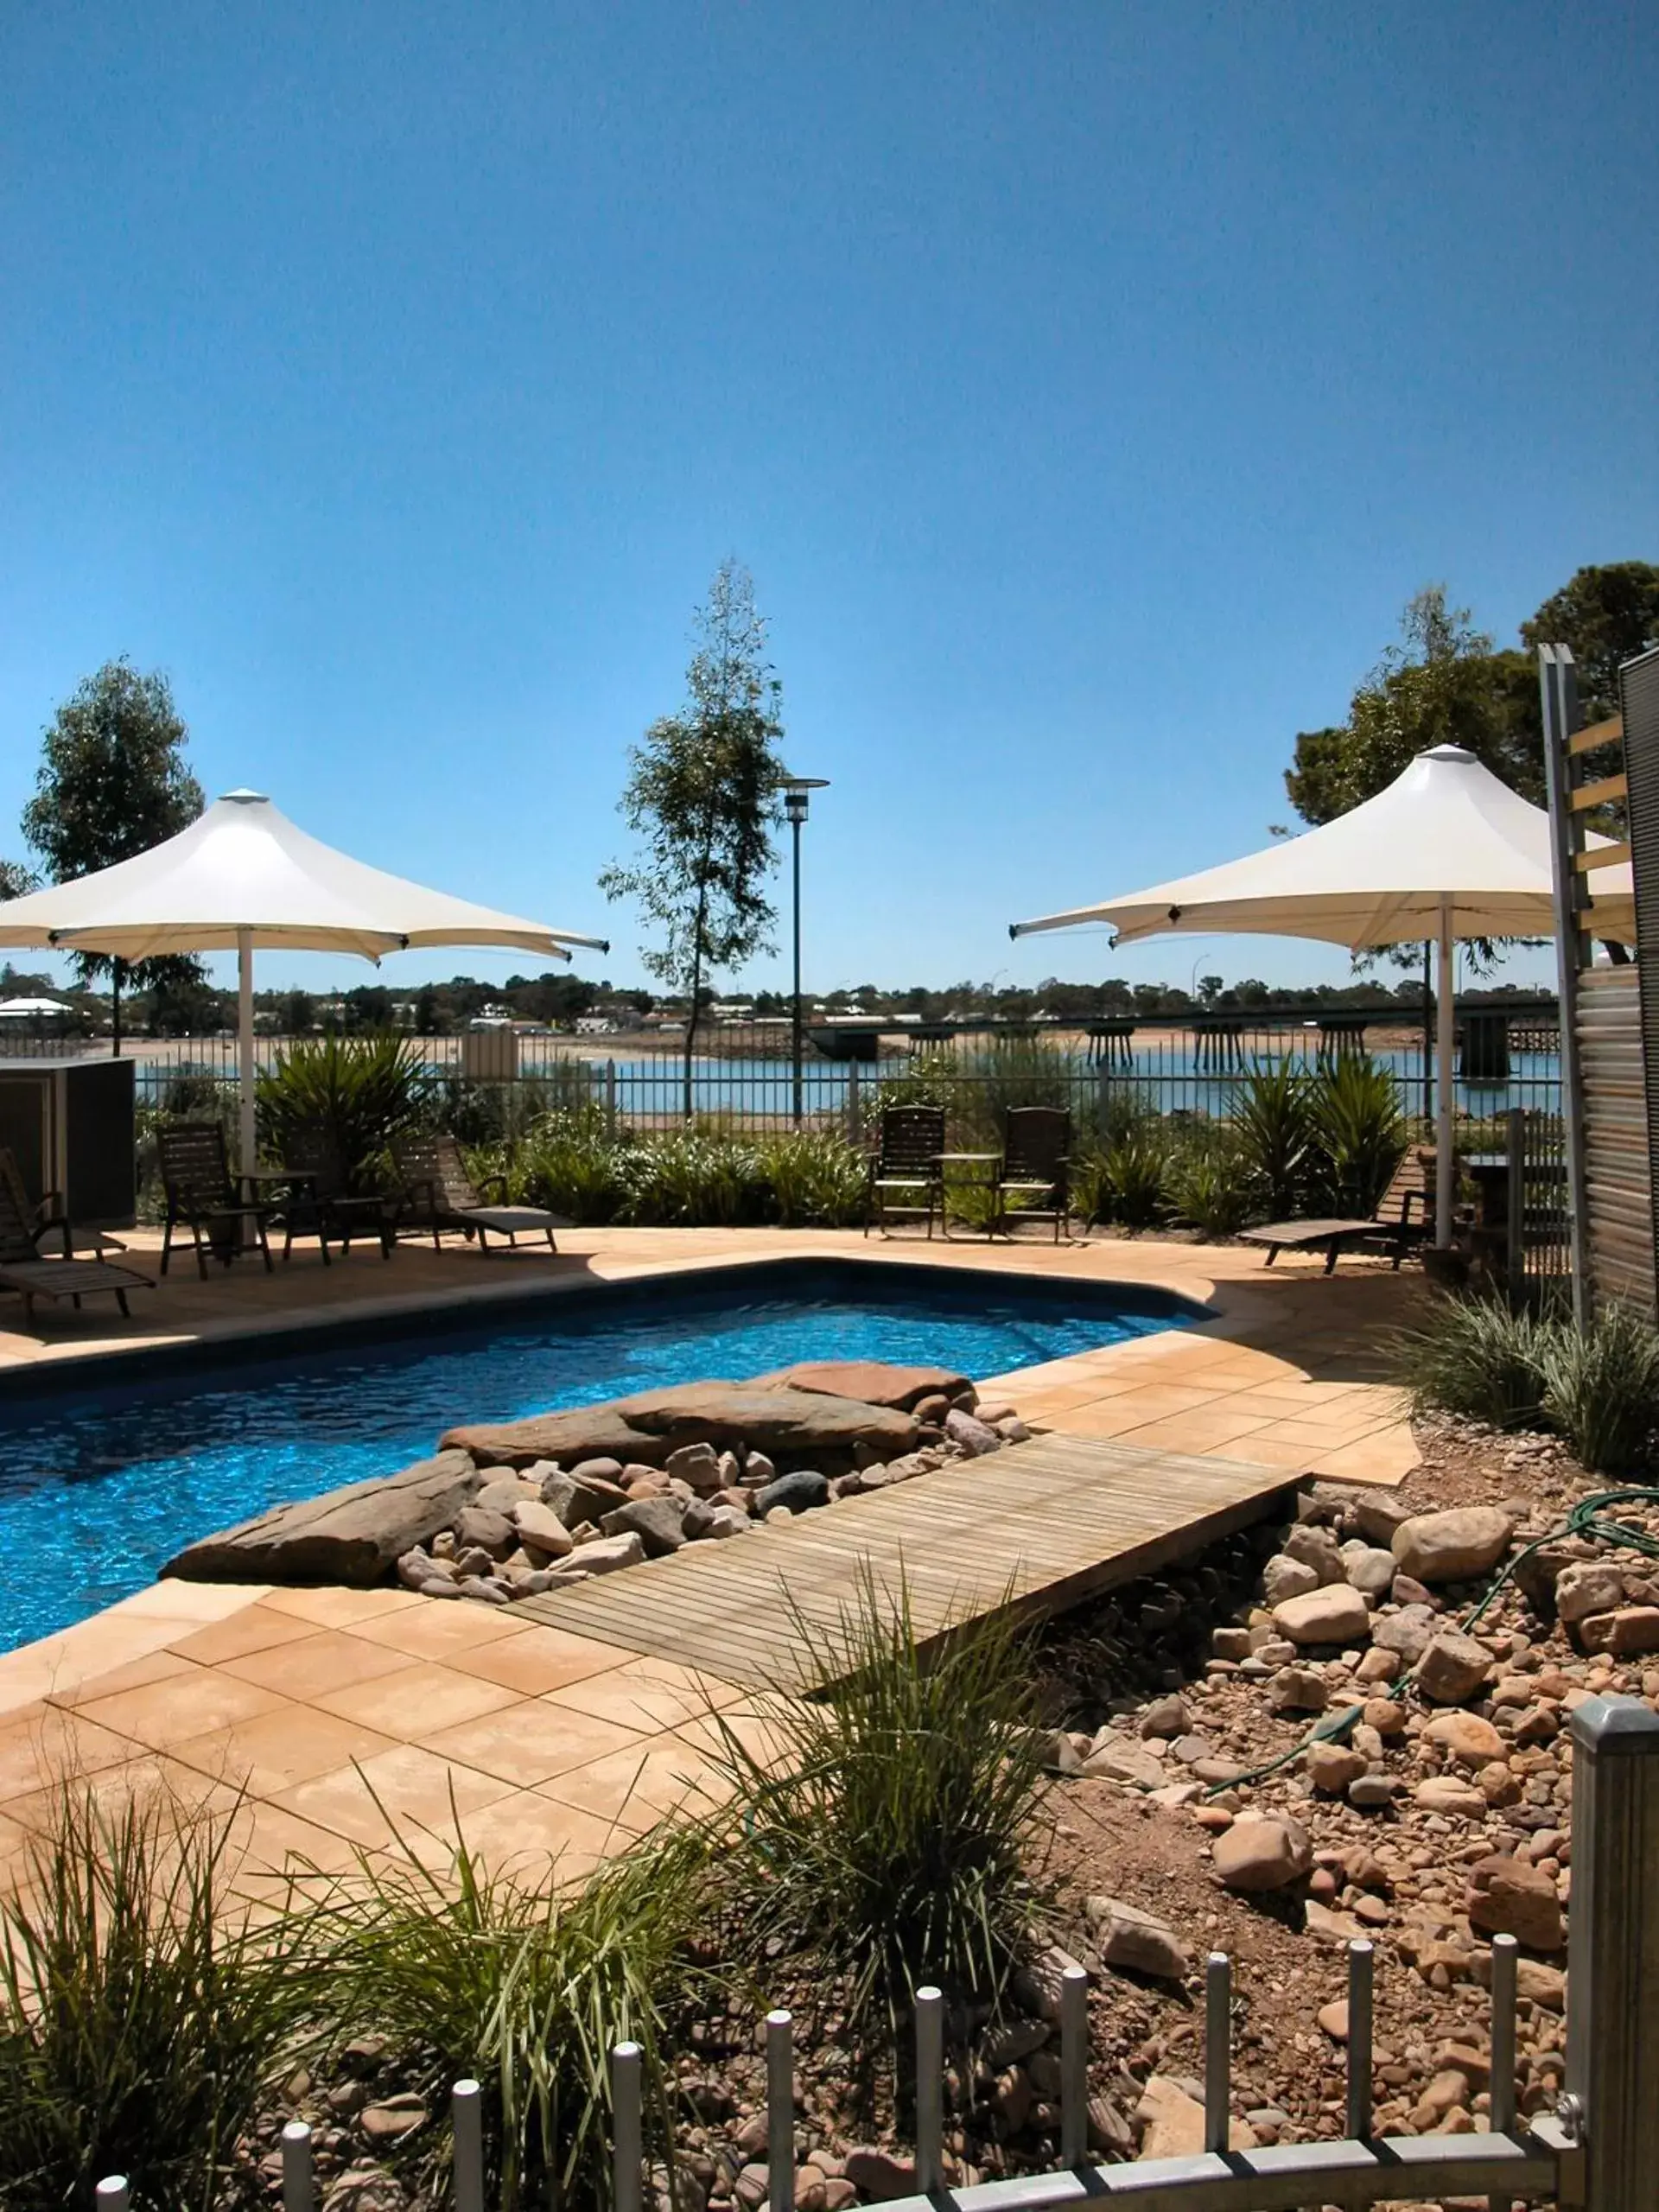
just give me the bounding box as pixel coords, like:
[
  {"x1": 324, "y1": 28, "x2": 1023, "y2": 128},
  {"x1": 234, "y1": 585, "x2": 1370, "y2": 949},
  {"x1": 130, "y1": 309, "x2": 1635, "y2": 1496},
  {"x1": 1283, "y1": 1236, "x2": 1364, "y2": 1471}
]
[
  {"x1": 1309, "y1": 1052, "x2": 1408, "y2": 1216},
  {"x1": 0, "y1": 1783, "x2": 312, "y2": 2212},
  {"x1": 757, "y1": 1131, "x2": 868, "y2": 1226},
  {"x1": 711, "y1": 1571, "x2": 1048, "y2": 2030},
  {"x1": 615, "y1": 1131, "x2": 767, "y2": 1225},
  {"x1": 256, "y1": 1033, "x2": 429, "y2": 1192},
  {"x1": 1231, "y1": 1059, "x2": 1316, "y2": 1219},
  {"x1": 1101, "y1": 1125, "x2": 1171, "y2": 1227},
  {"x1": 1163, "y1": 1128, "x2": 1254, "y2": 1236},
  {"x1": 1395, "y1": 1292, "x2": 1551, "y2": 1430},
  {"x1": 520, "y1": 1109, "x2": 628, "y2": 1224},
  {"x1": 319, "y1": 1819, "x2": 719, "y2": 2212},
  {"x1": 1541, "y1": 1300, "x2": 1659, "y2": 1473}
]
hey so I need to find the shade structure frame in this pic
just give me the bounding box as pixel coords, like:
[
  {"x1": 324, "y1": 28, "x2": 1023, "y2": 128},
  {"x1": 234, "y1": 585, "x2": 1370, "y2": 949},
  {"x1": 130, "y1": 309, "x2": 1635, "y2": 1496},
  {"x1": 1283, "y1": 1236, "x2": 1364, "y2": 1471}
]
[
  {"x1": 1008, "y1": 744, "x2": 1636, "y2": 1258},
  {"x1": 0, "y1": 788, "x2": 610, "y2": 1179}
]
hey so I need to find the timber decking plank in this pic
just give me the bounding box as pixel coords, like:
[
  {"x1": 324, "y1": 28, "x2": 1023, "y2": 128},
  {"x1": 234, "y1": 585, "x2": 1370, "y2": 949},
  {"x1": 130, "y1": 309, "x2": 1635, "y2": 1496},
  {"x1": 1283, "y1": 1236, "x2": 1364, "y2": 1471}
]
[{"x1": 515, "y1": 1434, "x2": 1295, "y2": 1688}]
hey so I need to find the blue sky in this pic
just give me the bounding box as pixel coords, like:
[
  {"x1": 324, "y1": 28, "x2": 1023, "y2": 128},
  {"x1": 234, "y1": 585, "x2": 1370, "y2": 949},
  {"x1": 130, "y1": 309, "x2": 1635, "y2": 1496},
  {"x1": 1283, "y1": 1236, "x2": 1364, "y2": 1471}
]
[{"x1": 3, "y1": 3, "x2": 1656, "y2": 1002}]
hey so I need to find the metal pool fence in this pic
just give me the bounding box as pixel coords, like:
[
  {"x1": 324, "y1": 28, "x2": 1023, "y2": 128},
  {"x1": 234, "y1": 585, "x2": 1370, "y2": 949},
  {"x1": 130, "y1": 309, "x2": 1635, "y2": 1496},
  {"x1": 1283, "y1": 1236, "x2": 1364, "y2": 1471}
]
[
  {"x1": 89, "y1": 1694, "x2": 1659, "y2": 2212},
  {"x1": 118, "y1": 1013, "x2": 1565, "y2": 1134}
]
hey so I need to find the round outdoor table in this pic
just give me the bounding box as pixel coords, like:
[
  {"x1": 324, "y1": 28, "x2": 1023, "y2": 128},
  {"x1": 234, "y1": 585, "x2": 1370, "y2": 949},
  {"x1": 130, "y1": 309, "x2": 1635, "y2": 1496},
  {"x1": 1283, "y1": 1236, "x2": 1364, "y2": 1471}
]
[{"x1": 934, "y1": 1150, "x2": 1001, "y2": 1241}]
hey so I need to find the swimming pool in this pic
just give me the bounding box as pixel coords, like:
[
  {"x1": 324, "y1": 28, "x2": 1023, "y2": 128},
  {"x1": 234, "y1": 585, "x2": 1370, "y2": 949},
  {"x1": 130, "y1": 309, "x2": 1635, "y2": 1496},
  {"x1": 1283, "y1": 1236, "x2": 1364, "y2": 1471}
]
[{"x1": 0, "y1": 1259, "x2": 1206, "y2": 1653}]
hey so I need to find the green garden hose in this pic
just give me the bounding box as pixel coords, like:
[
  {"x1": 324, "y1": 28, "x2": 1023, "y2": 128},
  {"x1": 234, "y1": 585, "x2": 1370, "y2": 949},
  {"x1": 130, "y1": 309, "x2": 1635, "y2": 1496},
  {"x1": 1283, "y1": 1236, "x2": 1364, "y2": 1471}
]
[{"x1": 1201, "y1": 1486, "x2": 1659, "y2": 1801}]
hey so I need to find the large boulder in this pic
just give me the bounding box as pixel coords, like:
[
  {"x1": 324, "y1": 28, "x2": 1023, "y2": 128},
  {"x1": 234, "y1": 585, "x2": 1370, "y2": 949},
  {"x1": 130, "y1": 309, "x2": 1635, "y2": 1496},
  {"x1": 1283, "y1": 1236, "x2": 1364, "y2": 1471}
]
[
  {"x1": 759, "y1": 1359, "x2": 972, "y2": 1411},
  {"x1": 163, "y1": 1451, "x2": 480, "y2": 1588},
  {"x1": 443, "y1": 1382, "x2": 918, "y2": 1468},
  {"x1": 1211, "y1": 1811, "x2": 1313, "y2": 1893},
  {"x1": 1391, "y1": 1507, "x2": 1515, "y2": 1585},
  {"x1": 1271, "y1": 1585, "x2": 1370, "y2": 1648},
  {"x1": 1466, "y1": 1855, "x2": 1565, "y2": 1950}
]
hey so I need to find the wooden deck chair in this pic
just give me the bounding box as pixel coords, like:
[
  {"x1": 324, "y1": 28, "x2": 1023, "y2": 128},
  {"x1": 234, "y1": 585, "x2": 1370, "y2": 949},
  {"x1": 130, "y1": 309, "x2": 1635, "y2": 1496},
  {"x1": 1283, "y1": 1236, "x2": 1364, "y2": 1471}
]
[
  {"x1": 392, "y1": 1132, "x2": 561, "y2": 1252},
  {"x1": 157, "y1": 1121, "x2": 275, "y2": 1279},
  {"x1": 993, "y1": 1106, "x2": 1072, "y2": 1242},
  {"x1": 1238, "y1": 1147, "x2": 1434, "y2": 1274},
  {"x1": 0, "y1": 1147, "x2": 154, "y2": 1325},
  {"x1": 863, "y1": 1105, "x2": 945, "y2": 1238}
]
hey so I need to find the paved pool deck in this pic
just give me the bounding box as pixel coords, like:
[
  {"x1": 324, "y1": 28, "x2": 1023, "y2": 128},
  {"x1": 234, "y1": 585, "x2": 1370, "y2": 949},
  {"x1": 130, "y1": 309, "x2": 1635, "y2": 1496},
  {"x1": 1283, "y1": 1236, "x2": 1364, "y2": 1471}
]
[{"x1": 0, "y1": 1226, "x2": 1424, "y2": 1901}]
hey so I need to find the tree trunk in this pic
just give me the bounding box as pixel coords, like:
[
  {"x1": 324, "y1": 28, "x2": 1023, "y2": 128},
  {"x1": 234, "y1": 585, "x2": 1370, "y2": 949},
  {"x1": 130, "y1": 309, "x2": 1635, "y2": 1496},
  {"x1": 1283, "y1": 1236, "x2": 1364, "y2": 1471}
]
[
  {"x1": 683, "y1": 938, "x2": 702, "y2": 1122},
  {"x1": 111, "y1": 959, "x2": 124, "y2": 1058}
]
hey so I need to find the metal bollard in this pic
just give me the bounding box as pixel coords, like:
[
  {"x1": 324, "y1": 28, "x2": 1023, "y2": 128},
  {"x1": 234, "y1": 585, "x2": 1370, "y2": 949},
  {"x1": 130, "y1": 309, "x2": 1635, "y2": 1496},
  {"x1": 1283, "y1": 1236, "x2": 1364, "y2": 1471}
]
[
  {"x1": 914, "y1": 1985, "x2": 944, "y2": 2195},
  {"x1": 613, "y1": 2040, "x2": 645, "y2": 2212},
  {"x1": 282, "y1": 2119, "x2": 314, "y2": 2212},
  {"x1": 1204, "y1": 1952, "x2": 1231, "y2": 2156},
  {"x1": 94, "y1": 2184, "x2": 129, "y2": 2212},
  {"x1": 1345, "y1": 1940, "x2": 1374, "y2": 2143},
  {"x1": 1059, "y1": 1962, "x2": 1090, "y2": 2168},
  {"x1": 767, "y1": 2008, "x2": 796, "y2": 2212},
  {"x1": 452, "y1": 2078, "x2": 486, "y2": 2212}
]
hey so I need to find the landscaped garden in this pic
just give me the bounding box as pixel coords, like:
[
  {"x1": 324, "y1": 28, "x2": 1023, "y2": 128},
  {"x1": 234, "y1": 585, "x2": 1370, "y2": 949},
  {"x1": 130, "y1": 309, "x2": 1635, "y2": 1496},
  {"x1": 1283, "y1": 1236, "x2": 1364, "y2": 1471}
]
[{"x1": 7, "y1": 1277, "x2": 1659, "y2": 2212}]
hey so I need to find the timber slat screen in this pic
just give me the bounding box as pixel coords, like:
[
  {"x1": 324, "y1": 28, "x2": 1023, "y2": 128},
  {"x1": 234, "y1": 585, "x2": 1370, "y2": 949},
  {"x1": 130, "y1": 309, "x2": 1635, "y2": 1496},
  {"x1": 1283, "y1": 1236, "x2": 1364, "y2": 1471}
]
[
  {"x1": 1577, "y1": 966, "x2": 1654, "y2": 1307},
  {"x1": 1621, "y1": 643, "x2": 1659, "y2": 1314},
  {"x1": 517, "y1": 1432, "x2": 1296, "y2": 1688}
]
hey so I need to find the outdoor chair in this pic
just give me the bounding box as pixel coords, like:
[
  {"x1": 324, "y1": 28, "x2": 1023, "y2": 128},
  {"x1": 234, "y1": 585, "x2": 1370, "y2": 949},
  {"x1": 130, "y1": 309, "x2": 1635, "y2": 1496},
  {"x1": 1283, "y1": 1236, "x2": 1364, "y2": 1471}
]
[
  {"x1": 157, "y1": 1121, "x2": 276, "y2": 1278},
  {"x1": 993, "y1": 1106, "x2": 1072, "y2": 1242},
  {"x1": 391, "y1": 1132, "x2": 561, "y2": 1252},
  {"x1": 863, "y1": 1105, "x2": 946, "y2": 1238},
  {"x1": 263, "y1": 1128, "x2": 395, "y2": 1263},
  {"x1": 1237, "y1": 1147, "x2": 1435, "y2": 1274},
  {"x1": 0, "y1": 1147, "x2": 154, "y2": 1325}
]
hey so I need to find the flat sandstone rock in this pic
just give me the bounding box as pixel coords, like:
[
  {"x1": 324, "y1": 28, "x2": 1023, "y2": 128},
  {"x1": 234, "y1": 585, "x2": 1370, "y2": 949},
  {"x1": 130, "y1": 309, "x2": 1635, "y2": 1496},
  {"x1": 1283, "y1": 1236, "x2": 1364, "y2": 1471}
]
[
  {"x1": 162, "y1": 1451, "x2": 480, "y2": 1588},
  {"x1": 443, "y1": 1382, "x2": 918, "y2": 1465},
  {"x1": 756, "y1": 1359, "x2": 971, "y2": 1411}
]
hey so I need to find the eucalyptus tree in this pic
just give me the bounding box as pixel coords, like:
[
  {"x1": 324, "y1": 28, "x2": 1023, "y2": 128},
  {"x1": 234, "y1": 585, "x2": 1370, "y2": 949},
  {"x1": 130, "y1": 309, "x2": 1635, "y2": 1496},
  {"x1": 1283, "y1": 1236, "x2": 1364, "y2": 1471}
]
[{"x1": 601, "y1": 562, "x2": 785, "y2": 1117}]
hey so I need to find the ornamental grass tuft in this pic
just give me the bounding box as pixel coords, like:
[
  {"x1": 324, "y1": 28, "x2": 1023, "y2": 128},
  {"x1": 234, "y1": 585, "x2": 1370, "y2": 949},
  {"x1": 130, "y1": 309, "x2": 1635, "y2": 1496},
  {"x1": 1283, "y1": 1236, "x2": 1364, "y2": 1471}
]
[{"x1": 709, "y1": 1567, "x2": 1050, "y2": 2032}]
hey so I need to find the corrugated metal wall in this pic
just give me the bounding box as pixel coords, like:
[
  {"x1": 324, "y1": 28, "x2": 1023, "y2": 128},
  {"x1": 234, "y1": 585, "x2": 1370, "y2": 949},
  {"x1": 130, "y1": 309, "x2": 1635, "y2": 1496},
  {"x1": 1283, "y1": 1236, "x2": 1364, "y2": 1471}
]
[{"x1": 1578, "y1": 966, "x2": 1655, "y2": 1313}]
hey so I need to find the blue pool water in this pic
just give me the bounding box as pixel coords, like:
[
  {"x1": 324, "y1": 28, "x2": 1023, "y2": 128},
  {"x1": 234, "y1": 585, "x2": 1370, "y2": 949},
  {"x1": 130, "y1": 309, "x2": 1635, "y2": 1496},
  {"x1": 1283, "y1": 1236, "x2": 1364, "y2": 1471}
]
[{"x1": 0, "y1": 1260, "x2": 1204, "y2": 1654}]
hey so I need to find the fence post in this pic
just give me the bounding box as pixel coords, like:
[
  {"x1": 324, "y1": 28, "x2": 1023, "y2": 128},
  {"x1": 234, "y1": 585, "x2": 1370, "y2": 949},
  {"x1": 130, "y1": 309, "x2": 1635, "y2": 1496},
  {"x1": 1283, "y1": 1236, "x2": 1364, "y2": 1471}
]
[
  {"x1": 613, "y1": 2040, "x2": 644, "y2": 2212},
  {"x1": 913, "y1": 1985, "x2": 944, "y2": 2196},
  {"x1": 93, "y1": 2183, "x2": 128, "y2": 2212},
  {"x1": 845, "y1": 1060, "x2": 861, "y2": 1145},
  {"x1": 281, "y1": 2120, "x2": 314, "y2": 2212},
  {"x1": 605, "y1": 1059, "x2": 618, "y2": 1144},
  {"x1": 452, "y1": 2079, "x2": 485, "y2": 2212},
  {"x1": 1566, "y1": 1694, "x2": 1659, "y2": 2212},
  {"x1": 1505, "y1": 1106, "x2": 1527, "y2": 1307}
]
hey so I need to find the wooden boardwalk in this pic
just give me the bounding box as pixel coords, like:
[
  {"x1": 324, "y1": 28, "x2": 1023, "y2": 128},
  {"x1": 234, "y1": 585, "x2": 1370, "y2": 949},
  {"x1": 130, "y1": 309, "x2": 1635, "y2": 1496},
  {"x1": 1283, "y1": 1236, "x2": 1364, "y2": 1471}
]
[{"x1": 517, "y1": 1433, "x2": 1296, "y2": 1690}]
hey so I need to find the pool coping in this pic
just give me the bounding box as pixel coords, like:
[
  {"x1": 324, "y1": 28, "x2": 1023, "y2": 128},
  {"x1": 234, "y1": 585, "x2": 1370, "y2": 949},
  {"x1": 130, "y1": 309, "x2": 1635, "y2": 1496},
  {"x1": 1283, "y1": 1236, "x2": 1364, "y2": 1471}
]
[{"x1": 0, "y1": 1241, "x2": 1221, "y2": 1406}]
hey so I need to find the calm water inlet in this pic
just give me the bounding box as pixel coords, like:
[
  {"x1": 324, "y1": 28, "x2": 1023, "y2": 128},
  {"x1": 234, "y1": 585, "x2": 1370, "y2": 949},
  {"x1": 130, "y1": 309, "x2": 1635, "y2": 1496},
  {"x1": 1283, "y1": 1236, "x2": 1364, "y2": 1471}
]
[{"x1": 0, "y1": 1260, "x2": 1205, "y2": 1654}]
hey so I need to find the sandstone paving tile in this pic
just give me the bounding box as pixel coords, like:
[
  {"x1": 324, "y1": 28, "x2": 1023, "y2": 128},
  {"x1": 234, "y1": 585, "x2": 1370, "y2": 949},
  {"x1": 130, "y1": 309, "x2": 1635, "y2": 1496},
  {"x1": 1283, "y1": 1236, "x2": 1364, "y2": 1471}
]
[
  {"x1": 310, "y1": 1659, "x2": 525, "y2": 1737},
  {"x1": 541, "y1": 1664, "x2": 715, "y2": 1735},
  {"x1": 258, "y1": 1586, "x2": 428, "y2": 1630},
  {"x1": 1, "y1": 1751, "x2": 245, "y2": 1836},
  {"x1": 0, "y1": 1706, "x2": 137, "y2": 1801},
  {"x1": 420, "y1": 1702, "x2": 647, "y2": 1787},
  {"x1": 224, "y1": 1800, "x2": 374, "y2": 1884},
  {"x1": 1309, "y1": 1433, "x2": 1421, "y2": 1484},
  {"x1": 169, "y1": 1603, "x2": 334, "y2": 1666},
  {"x1": 435, "y1": 1791, "x2": 619, "y2": 1886},
  {"x1": 347, "y1": 1598, "x2": 529, "y2": 1659},
  {"x1": 50, "y1": 1648, "x2": 204, "y2": 1709},
  {"x1": 76, "y1": 1667, "x2": 291, "y2": 1751},
  {"x1": 169, "y1": 1704, "x2": 403, "y2": 1798},
  {"x1": 1050, "y1": 1395, "x2": 1205, "y2": 1440},
  {"x1": 448, "y1": 1623, "x2": 636, "y2": 1696},
  {"x1": 270, "y1": 1739, "x2": 518, "y2": 1853},
  {"x1": 111, "y1": 1580, "x2": 273, "y2": 1623},
  {"x1": 219, "y1": 1627, "x2": 426, "y2": 1701},
  {"x1": 537, "y1": 1738, "x2": 734, "y2": 1835},
  {"x1": 1107, "y1": 1408, "x2": 1280, "y2": 1454}
]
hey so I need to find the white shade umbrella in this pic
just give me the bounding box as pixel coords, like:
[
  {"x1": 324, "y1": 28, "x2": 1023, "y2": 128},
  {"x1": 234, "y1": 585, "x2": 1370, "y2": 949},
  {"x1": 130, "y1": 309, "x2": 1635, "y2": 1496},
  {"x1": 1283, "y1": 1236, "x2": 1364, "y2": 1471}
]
[
  {"x1": 1010, "y1": 745, "x2": 1636, "y2": 1246},
  {"x1": 0, "y1": 789, "x2": 609, "y2": 1172}
]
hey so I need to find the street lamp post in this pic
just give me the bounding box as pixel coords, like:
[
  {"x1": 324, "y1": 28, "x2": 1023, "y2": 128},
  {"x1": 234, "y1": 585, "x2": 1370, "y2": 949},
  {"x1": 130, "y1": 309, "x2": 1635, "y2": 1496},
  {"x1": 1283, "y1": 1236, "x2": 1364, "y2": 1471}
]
[{"x1": 779, "y1": 774, "x2": 829, "y2": 1128}]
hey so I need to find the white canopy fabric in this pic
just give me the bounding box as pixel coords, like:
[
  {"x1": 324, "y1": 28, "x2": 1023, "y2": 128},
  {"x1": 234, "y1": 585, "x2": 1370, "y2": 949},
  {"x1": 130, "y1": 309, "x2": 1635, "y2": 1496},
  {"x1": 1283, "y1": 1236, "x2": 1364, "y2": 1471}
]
[
  {"x1": 1009, "y1": 746, "x2": 1632, "y2": 1248},
  {"x1": 0, "y1": 789, "x2": 609, "y2": 1176},
  {"x1": 0, "y1": 790, "x2": 609, "y2": 963},
  {"x1": 1010, "y1": 744, "x2": 1634, "y2": 950}
]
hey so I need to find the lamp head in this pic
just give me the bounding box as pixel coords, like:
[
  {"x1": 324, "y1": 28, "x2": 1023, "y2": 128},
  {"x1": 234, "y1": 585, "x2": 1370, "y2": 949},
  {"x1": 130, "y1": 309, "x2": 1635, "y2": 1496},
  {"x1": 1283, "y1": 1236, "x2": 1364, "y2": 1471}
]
[{"x1": 777, "y1": 772, "x2": 829, "y2": 825}]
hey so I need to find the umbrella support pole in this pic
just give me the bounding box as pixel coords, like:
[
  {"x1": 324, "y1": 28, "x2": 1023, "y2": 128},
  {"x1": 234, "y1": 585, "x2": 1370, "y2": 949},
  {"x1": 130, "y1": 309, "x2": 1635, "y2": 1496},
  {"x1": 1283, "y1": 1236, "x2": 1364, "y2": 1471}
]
[
  {"x1": 1435, "y1": 900, "x2": 1455, "y2": 1249},
  {"x1": 238, "y1": 929, "x2": 257, "y2": 1249}
]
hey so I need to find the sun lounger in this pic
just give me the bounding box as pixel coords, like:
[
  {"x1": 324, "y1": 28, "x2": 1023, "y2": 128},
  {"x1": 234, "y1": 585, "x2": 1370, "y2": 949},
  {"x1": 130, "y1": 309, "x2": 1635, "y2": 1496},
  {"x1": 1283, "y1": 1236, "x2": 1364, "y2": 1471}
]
[
  {"x1": 0, "y1": 1147, "x2": 154, "y2": 1324},
  {"x1": 1238, "y1": 1149, "x2": 1433, "y2": 1274},
  {"x1": 392, "y1": 1133, "x2": 562, "y2": 1252}
]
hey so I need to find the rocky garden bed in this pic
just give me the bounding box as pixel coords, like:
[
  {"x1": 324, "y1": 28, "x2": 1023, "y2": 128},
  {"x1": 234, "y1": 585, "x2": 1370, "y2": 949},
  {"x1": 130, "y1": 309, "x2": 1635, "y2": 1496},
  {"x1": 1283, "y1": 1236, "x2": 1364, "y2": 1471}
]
[
  {"x1": 162, "y1": 1361, "x2": 1031, "y2": 1599},
  {"x1": 205, "y1": 1414, "x2": 1659, "y2": 2210}
]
